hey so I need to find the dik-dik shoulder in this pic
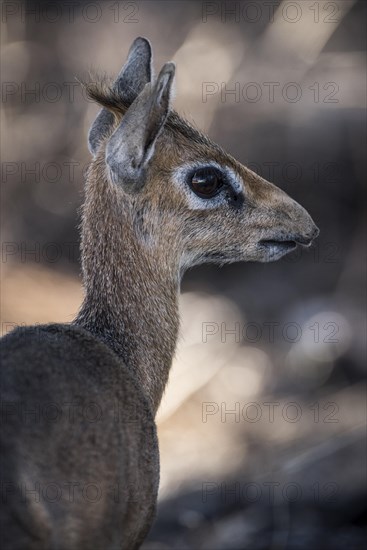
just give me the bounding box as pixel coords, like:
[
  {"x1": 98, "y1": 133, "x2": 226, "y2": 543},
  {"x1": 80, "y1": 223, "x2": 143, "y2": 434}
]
[{"x1": 1, "y1": 324, "x2": 159, "y2": 549}]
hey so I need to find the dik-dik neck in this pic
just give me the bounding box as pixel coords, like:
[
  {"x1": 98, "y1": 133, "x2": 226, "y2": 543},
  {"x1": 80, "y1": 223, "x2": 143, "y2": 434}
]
[{"x1": 74, "y1": 161, "x2": 180, "y2": 416}]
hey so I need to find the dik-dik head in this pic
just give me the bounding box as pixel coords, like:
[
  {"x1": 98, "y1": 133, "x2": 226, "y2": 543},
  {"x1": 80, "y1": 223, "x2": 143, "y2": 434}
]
[{"x1": 86, "y1": 37, "x2": 319, "y2": 274}]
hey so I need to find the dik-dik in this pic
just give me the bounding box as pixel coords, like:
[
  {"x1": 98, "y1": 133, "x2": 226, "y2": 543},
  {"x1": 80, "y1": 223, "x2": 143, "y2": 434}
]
[{"x1": 0, "y1": 38, "x2": 319, "y2": 549}]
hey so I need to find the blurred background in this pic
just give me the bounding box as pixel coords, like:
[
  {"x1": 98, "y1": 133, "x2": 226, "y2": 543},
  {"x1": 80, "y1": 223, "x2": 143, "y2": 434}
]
[{"x1": 1, "y1": 0, "x2": 366, "y2": 548}]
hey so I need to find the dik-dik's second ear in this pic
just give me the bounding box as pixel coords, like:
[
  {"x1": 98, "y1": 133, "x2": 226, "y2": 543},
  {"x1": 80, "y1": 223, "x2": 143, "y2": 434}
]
[
  {"x1": 105, "y1": 62, "x2": 175, "y2": 194},
  {"x1": 88, "y1": 37, "x2": 152, "y2": 156}
]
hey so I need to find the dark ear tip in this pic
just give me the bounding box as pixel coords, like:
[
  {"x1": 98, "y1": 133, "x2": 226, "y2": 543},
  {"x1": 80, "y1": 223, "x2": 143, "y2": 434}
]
[{"x1": 130, "y1": 36, "x2": 152, "y2": 55}]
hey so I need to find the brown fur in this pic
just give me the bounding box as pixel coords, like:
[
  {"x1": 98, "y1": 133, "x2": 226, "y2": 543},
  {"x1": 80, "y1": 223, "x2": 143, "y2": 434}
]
[
  {"x1": 75, "y1": 78, "x2": 318, "y2": 415},
  {"x1": 1, "y1": 37, "x2": 318, "y2": 549}
]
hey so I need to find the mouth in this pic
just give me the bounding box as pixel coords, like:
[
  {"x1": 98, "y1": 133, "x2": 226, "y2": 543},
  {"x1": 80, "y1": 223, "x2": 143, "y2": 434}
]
[
  {"x1": 259, "y1": 235, "x2": 314, "y2": 261},
  {"x1": 261, "y1": 239, "x2": 298, "y2": 251}
]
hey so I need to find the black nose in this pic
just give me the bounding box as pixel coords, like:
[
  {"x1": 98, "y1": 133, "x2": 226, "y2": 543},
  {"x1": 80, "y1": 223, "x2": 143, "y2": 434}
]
[
  {"x1": 295, "y1": 226, "x2": 319, "y2": 245},
  {"x1": 311, "y1": 225, "x2": 320, "y2": 239}
]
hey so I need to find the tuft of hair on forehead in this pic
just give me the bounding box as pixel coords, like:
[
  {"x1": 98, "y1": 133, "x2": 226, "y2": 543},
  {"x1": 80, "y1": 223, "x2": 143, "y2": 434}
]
[
  {"x1": 81, "y1": 75, "x2": 129, "y2": 118},
  {"x1": 81, "y1": 74, "x2": 225, "y2": 152}
]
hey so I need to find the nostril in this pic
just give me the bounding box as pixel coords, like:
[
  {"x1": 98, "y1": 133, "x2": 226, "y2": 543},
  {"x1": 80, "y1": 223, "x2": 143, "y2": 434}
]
[
  {"x1": 294, "y1": 225, "x2": 319, "y2": 246},
  {"x1": 312, "y1": 225, "x2": 320, "y2": 239}
]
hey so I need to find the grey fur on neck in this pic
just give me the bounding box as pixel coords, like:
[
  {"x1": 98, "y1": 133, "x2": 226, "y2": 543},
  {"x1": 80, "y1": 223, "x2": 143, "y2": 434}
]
[{"x1": 74, "y1": 163, "x2": 180, "y2": 416}]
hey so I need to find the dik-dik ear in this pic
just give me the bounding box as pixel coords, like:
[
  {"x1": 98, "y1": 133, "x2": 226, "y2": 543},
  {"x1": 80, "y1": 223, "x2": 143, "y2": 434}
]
[
  {"x1": 88, "y1": 37, "x2": 152, "y2": 156},
  {"x1": 105, "y1": 62, "x2": 175, "y2": 193}
]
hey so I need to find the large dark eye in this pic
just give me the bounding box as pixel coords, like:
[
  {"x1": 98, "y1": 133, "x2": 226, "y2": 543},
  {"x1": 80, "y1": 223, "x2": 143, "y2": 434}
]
[{"x1": 190, "y1": 167, "x2": 223, "y2": 198}]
